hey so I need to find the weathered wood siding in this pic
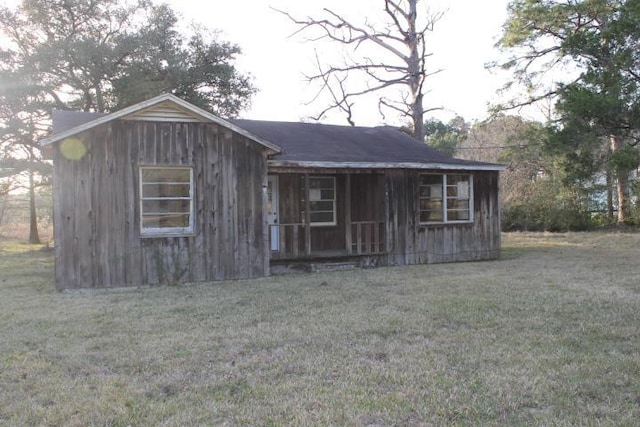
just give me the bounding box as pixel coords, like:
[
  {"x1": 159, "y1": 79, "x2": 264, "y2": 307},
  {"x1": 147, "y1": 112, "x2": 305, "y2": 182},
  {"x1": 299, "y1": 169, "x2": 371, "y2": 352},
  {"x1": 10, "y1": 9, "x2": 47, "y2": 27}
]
[
  {"x1": 350, "y1": 174, "x2": 384, "y2": 222},
  {"x1": 52, "y1": 120, "x2": 269, "y2": 289},
  {"x1": 384, "y1": 169, "x2": 501, "y2": 265}
]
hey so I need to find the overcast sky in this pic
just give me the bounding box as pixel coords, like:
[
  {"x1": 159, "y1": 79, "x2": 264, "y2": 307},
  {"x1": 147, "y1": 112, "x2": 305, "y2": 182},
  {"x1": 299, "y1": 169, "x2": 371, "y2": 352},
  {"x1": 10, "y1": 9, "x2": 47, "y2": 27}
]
[
  {"x1": 163, "y1": 0, "x2": 512, "y2": 126},
  {"x1": 1, "y1": 0, "x2": 513, "y2": 125}
]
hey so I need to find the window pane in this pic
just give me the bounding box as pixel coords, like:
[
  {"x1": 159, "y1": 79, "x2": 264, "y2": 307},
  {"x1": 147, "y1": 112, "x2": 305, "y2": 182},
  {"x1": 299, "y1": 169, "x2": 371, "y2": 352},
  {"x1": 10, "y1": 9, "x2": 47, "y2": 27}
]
[
  {"x1": 309, "y1": 177, "x2": 334, "y2": 190},
  {"x1": 141, "y1": 168, "x2": 190, "y2": 183},
  {"x1": 311, "y1": 211, "x2": 334, "y2": 223},
  {"x1": 419, "y1": 175, "x2": 442, "y2": 186},
  {"x1": 447, "y1": 199, "x2": 469, "y2": 210},
  {"x1": 457, "y1": 180, "x2": 470, "y2": 199},
  {"x1": 142, "y1": 213, "x2": 190, "y2": 229},
  {"x1": 142, "y1": 199, "x2": 190, "y2": 213},
  {"x1": 447, "y1": 174, "x2": 467, "y2": 185},
  {"x1": 142, "y1": 183, "x2": 190, "y2": 198},
  {"x1": 446, "y1": 185, "x2": 459, "y2": 197},
  {"x1": 448, "y1": 209, "x2": 470, "y2": 221},
  {"x1": 448, "y1": 184, "x2": 470, "y2": 199},
  {"x1": 420, "y1": 185, "x2": 442, "y2": 199},
  {"x1": 310, "y1": 200, "x2": 334, "y2": 211},
  {"x1": 318, "y1": 177, "x2": 334, "y2": 188},
  {"x1": 309, "y1": 188, "x2": 322, "y2": 201},
  {"x1": 309, "y1": 178, "x2": 321, "y2": 189},
  {"x1": 320, "y1": 189, "x2": 334, "y2": 200},
  {"x1": 429, "y1": 184, "x2": 443, "y2": 198},
  {"x1": 420, "y1": 199, "x2": 442, "y2": 211}
]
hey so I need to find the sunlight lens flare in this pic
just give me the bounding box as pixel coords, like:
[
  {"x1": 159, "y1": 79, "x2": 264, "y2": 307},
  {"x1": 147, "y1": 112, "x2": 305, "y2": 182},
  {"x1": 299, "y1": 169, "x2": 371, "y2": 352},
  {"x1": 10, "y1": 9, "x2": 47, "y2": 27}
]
[{"x1": 60, "y1": 138, "x2": 87, "y2": 160}]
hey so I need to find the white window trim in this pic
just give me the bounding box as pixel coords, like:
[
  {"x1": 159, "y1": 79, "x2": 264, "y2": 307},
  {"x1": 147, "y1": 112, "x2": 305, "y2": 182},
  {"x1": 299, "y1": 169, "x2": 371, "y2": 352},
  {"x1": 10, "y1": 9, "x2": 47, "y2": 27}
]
[
  {"x1": 139, "y1": 166, "x2": 195, "y2": 237},
  {"x1": 419, "y1": 173, "x2": 474, "y2": 225},
  {"x1": 308, "y1": 176, "x2": 337, "y2": 227}
]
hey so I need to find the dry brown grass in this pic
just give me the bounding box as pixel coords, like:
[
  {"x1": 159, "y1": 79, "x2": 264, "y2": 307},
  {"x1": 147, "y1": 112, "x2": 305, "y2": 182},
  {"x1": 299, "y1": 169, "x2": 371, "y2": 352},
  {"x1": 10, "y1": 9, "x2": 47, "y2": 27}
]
[{"x1": 1, "y1": 232, "x2": 639, "y2": 426}]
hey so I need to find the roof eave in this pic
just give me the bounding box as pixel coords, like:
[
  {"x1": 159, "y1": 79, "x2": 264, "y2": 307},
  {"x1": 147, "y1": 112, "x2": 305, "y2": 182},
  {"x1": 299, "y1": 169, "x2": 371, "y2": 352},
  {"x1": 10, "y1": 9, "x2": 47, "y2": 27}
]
[{"x1": 267, "y1": 160, "x2": 506, "y2": 171}]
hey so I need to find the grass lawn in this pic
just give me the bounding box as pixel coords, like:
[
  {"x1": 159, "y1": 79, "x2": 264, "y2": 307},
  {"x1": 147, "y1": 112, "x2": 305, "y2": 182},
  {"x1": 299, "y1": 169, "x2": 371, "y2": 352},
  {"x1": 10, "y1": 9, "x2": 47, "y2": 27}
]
[{"x1": 1, "y1": 233, "x2": 639, "y2": 426}]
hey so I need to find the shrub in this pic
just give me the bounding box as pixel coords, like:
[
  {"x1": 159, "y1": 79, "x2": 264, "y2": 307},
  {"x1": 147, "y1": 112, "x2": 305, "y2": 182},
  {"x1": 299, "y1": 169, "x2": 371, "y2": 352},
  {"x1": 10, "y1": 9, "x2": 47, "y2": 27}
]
[{"x1": 502, "y1": 179, "x2": 592, "y2": 231}]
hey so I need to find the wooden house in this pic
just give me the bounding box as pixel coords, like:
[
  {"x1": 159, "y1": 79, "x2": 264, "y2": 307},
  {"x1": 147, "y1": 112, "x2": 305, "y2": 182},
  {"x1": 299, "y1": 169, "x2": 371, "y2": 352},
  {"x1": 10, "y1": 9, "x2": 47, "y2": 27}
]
[{"x1": 42, "y1": 94, "x2": 504, "y2": 290}]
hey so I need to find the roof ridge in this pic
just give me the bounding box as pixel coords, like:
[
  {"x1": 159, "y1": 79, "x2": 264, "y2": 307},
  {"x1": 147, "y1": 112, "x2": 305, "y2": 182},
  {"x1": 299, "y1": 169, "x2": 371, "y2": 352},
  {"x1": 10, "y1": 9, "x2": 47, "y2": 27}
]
[{"x1": 231, "y1": 118, "x2": 398, "y2": 130}]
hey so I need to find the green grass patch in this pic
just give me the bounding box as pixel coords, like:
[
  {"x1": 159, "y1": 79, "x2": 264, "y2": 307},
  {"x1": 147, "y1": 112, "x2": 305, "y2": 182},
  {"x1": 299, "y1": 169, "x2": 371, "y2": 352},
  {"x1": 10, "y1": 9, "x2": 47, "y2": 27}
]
[{"x1": 1, "y1": 233, "x2": 639, "y2": 426}]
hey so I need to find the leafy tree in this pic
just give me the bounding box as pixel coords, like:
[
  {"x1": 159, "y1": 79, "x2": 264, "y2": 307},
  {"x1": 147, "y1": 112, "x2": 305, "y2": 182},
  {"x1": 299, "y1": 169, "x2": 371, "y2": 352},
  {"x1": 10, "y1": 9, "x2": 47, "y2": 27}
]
[
  {"x1": 0, "y1": 0, "x2": 255, "y2": 242},
  {"x1": 497, "y1": 0, "x2": 640, "y2": 224},
  {"x1": 423, "y1": 116, "x2": 469, "y2": 155},
  {"x1": 0, "y1": 0, "x2": 255, "y2": 115},
  {"x1": 458, "y1": 115, "x2": 547, "y2": 207},
  {"x1": 0, "y1": 69, "x2": 53, "y2": 243},
  {"x1": 455, "y1": 114, "x2": 591, "y2": 231},
  {"x1": 280, "y1": 0, "x2": 443, "y2": 141}
]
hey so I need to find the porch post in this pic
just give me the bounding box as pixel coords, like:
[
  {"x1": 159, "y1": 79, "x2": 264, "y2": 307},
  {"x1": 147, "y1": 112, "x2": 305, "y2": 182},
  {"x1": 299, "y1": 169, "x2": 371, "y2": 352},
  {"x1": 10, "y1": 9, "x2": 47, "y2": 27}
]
[
  {"x1": 304, "y1": 173, "x2": 312, "y2": 256},
  {"x1": 384, "y1": 172, "x2": 392, "y2": 262},
  {"x1": 263, "y1": 172, "x2": 270, "y2": 275},
  {"x1": 345, "y1": 173, "x2": 352, "y2": 254}
]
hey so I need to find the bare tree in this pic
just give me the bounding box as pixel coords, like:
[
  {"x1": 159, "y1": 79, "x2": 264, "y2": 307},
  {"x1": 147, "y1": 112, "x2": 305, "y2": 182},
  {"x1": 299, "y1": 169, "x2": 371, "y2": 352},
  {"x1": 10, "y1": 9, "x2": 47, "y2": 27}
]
[{"x1": 278, "y1": 0, "x2": 443, "y2": 141}]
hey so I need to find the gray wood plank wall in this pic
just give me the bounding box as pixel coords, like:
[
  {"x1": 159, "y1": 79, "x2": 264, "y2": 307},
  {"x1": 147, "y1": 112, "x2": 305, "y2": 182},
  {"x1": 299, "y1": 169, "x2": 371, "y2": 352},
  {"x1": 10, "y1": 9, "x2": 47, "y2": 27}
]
[
  {"x1": 52, "y1": 120, "x2": 269, "y2": 289},
  {"x1": 384, "y1": 169, "x2": 501, "y2": 265}
]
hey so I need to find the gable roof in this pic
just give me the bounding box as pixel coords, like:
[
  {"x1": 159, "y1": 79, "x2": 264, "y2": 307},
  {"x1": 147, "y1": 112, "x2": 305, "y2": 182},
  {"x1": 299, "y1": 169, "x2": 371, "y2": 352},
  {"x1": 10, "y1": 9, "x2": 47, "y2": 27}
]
[
  {"x1": 41, "y1": 93, "x2": 281, "y2": 153},
  {"x1": 230, "y1": 119, "x2": 503, "y2": 171},
  {"x1": 43, "y1": 95, "x2": 503, "y2": 171}
]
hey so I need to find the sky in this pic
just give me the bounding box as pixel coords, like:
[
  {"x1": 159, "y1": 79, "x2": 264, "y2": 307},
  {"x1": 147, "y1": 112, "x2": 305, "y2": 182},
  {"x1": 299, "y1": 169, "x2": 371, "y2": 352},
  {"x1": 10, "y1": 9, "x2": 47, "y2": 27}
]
[
  {"x1": 0, "y1": 0, "x2": 513, "y2": 126},
  {"x1": 162, "y1": 0, "x2": 512, "y2": 126}
]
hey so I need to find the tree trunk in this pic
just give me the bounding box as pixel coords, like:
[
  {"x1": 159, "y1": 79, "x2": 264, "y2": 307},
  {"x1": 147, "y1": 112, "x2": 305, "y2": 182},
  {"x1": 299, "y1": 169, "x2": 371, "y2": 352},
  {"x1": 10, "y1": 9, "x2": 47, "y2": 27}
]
[
  {"x1": 95, "y1": 83, "x2": 105, "y2": 112},
  {"x1": 615, "y1": 170, "x2": 630, "y2": 224},
  {"x1": 610, "y1": 134, "x2": 629, "y2": 224},
  {"x1": 406, "y1": 0, "x2": 424, "y2": 142},
  {"x1": 606, "y1": 167, "x2": 614, "y2": 219},
  {"x1": 28, "y1": 168, "x2": 41, "y2": 244},
  {"x1": 412, "y1": 91, "x2": 424, "y2": 142}
]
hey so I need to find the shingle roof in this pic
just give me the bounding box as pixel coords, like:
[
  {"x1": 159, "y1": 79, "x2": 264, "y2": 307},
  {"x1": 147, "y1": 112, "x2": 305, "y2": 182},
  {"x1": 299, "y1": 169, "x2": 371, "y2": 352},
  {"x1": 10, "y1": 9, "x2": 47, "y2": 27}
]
[
  {"x1": 52, "y1": 110, "x2": 107, "y2": 134},
  {"x1": 230, "y1": 119, "x2": 502, "y2": 170}
]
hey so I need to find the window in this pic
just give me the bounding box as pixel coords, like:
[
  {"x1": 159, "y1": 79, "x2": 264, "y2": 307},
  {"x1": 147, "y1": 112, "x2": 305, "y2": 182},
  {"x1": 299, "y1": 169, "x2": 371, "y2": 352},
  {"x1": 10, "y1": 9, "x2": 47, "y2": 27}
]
[
  {"x1": 419, "y1": 174, "x2": 472, "y2": 224},
  {"x1": 140, "y1": 167, "x2": 194, "y2": 236},
  {"x1": 301, "y1": 176, "x2": 336, "y2": 226}
]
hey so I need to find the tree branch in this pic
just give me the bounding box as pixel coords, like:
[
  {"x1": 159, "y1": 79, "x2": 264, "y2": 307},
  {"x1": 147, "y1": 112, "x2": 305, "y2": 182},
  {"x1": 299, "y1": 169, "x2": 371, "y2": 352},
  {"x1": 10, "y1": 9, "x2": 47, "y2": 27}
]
[{"x1": 276, "y1": 1, "x2": 442, "y2": 137}]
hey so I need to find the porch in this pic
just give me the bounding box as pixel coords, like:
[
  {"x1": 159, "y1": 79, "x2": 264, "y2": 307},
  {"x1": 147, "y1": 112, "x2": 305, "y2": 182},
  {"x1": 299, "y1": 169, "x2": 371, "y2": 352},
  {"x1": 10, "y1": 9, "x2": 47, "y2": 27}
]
[
  {"x1": 267, "y1": 171, "x2": 387, "y2": 261},
  {"x1": 269, "y1": 220, "x2": 386, "y2": 260}
]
